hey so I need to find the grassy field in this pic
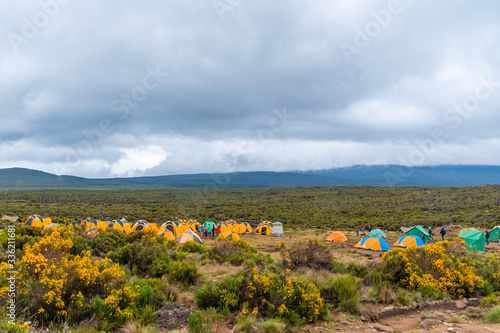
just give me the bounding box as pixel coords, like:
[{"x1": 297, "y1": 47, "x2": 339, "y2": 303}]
[
  {"x1": 2, "y1": 186, "x2": 500, "y2": 332},
  {"x1": 1, "y1": 185, "x2": 500, "y2": 230}
]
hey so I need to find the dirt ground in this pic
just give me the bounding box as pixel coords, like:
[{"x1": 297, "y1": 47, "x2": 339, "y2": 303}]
[
  {"x1": 193, "y1": 227, "x2": 500, "y2": 333},
  {"x1": 230, "y1": 226, "x2": 500, "y2": 267}
]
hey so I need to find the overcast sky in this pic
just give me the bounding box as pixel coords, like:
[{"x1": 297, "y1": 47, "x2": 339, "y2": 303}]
[{"x1": 1, "y1": 0, "x2": 500, "y2": 178}]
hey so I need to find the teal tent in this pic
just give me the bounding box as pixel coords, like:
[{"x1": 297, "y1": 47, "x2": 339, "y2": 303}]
[
  {"x1": 459, "y1": 229, "x2": 486, "y2": 252},
  {"x1": 368, "y1": 229, "x2": 386, "y2": 238},
  {"x1": 203, "y1": 221, "x2": 217, "y2": 232},
  {"x1": 488, "y1": 226, "x2": 500, "y2": 242},
  {"x1": 405, "y1": 226, "x2": 430, "y2": 243}
]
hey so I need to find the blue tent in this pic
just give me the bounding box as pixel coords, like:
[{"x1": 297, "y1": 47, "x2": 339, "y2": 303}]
[
  {"x1": 355, "y1": 236, "x2": 392, "y2": 252},
  {"x1": 394, "y1": 235, "x2": 425, "y2": 248}
]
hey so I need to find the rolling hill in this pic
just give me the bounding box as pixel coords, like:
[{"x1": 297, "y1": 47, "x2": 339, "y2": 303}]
[{"x1": 0, "y1": 165, "x2": 499, "y2": 188}]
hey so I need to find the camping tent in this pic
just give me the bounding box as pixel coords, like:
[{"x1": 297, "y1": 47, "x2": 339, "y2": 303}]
[
  {"x1": 326, "y1": 231, "x2": 348, "y2": 242},
  {"x1": 355, "y1": 237, "x2": 391, "y2": 251},
  {"x1": 399, "y1": 226, "x2": 411, "y2": 233},
  {"x1": 159, "y1": 231, "x2": 175, "y2": 240},
  {"x1": 81, "y1": 218, "x2": 98, "y2": 230},
  {"x1": 203, "y1": 221, "x2": 217, "y2": 233},
  {"x1": 255, "y1": 221, "x2": 272, "y2": 235},
  {"x1": 240, "y1": 222, "x2": 253, "y2": 234},
  {"x1": 458, "y1": 228, "x2": 478, "y2": 238},
  {"x1": 270, "y1": 222, "x2": 284, "y2": 237},
  {"x1": 405, "y1": 226, "x2": 430, "y2": 243},
  {"x1": 86, "y1": 226, "x2": 100, "y2": 237},
  {"x1": 123, "y1": 224, "x2": 132, "y2": 234},
  {"x1": 176, "y1": 230, "x2": 203, "y2": 244},
  {"x1": 133, "y1": 221, "x2": 151, "y2": 232},
  {"x1": 218, "y1": 230, "x2": 241, "y2": 241},
  {"x1": 25, "y1": 215, "x2": 44, "y2": 228},
  {"x1": 459, "y1": 229, "x2": 486, "y2": 251},
  {"x1": 217, "y1": 223, "x2": 230, "y2": 233},
  {"x1": 489, "y1": 226, "x2": 500, "y2": 242},
  {"x1": 394, "y1": 235, "x2": 425, "y2": 248},
  {"x1": 107, "y1": 221, "x2": 125, "y2": 232},
  {"x1": 1, "y1": 215, "x2": 20, "y2": 223},
  {"x1": 44, "y1": 223, "x2": 59, "y2": 229},
  {"x1": 368, "y1": 229, "x2": 386, "y2": 238}
]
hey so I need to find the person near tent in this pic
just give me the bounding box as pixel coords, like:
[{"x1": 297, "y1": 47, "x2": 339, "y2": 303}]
[
  {"x1": 367, "y1": 225, "x2": 372, "y2": 232},
  {"x1": 200, "y1": 226, "x2": 205, "y2": 238},
  {"x1": 486, "y1": 230, "x2": 490, "y2": 245},
  {"x1": 440, "y1": 226, "x2": 446, "y2": 241},
  {"x1": 428, "y1": 226, "x2": 433, "y2": 240},
  {"x1": 215, "y1": 226, "x2": 220, "y2": 237},
  {"x1": 211, "y1": 227, "x2": 216, "y2": 238},
  {"x1": 355, "y1": 226, "x2": 360, "y2": 235}
]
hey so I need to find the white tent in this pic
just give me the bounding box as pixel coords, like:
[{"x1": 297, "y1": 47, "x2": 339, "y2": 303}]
[{"x1": 270, "y1": 222, "x2": 284, "y2": 237}]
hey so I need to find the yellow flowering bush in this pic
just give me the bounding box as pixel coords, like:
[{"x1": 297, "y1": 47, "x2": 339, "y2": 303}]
[
  {"x1": 381, "y1": 240, "x2": 485, "y2": 297},
  {"x1": 195, "y1": 268, "x2": 325, "y2": 324},
  {"x1": 14, "y1": 230, "x2": 127, "y2": 324}
]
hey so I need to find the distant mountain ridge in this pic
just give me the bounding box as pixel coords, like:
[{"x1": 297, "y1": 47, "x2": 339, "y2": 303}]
[{"x1": 0, "y1": 165, "x2": 499, "y2": 188}]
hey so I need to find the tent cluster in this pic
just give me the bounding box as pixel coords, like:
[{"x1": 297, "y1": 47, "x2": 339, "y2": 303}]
[
  {"x1": 216, "y1": 221, "x2": 253, "y2": 234},
  {"x1": 326, "y1": 227, "x2": 428, "y2": 252},
  {"x1": 24, "y1": 215, "x2": 53, "y2": 228},
  {"x1": 252, "y1": 221, "x2": 284, "y2": 237}
]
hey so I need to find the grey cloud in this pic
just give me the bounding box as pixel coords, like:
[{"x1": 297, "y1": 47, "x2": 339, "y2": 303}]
[{"x1": 1, "y1": 0, "x2": 500, "y2": 177}]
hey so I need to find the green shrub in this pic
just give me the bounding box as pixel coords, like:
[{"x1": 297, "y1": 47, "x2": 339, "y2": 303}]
[
  {"x1": 332, "y1": 275, "x2": 360, "y2": 313},
  {"x1": 204, "y1": 241, "x2": 253, "y2": 266},
  {"x1": 195, "y1": 280, "x2": 228, "y2": 310},
  {"x1": 188, "y1": 310, "x2": 206, "y2": 333},
  {"x1": 140, "y1": 305, "x2": 156, "y2": 325},
  {"x1": 133, "y1": 278, "x2": 177, "y2": 309},
  {"x1": 188, "y1": 308, "x2": 223, "y2": 333},
  {"x1": 169, "y1": 261, "x2": 199, "y2": 287},
  {"x1": 179, "y1": 241, "x2": 204, "y2": 253},
  {"x1": 376, "y1": 283, "x2": 395, "y2": 304},
  {"x1": 255, "y1": 318, "x2": 286, "y2": 332},
  {"x1": 484, "y1": 306, "x2": 500, "y2": 323},
  {"x1": 280, "y1": 239, "x2": 336, "y2": 271},
  {"x1": 111, "y1": 239, "x2": 184, "y2": 277},
  {"x1": 195, "y1": 269, "x2": 325, "y2": 323},
  {"x1": 396, "y1": 288, "x2": 411, "y2": 306},
  {"x1": 234, "y1": 315, "x2": 257, "y2": 333},
  {"x1": 480, "y1": 293, "x2": 500, "y2": 307}
]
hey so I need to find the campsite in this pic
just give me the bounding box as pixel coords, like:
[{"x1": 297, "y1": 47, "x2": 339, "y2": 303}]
[{"x1": 1, "y1": 187, "x2": 500, "y2": 333}]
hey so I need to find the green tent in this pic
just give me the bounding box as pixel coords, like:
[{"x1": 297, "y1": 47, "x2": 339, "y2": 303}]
[
  {"x1": 203, "y1": 221, "x2": 217, "y2": 232},
  {"x1": 488, "y1": 226, "x2": 500, "y2": 242},
  {"x1": 459, "y1": 229, "x2": 485, "y2": 252},
  {"x1": 458, "y1": 228, "x2": 478, "y2": 238},
  {"x1": 368, "y1": 229, "x2": 386, "y2": 238},
  {"x1": 405, "y1": 226, "x2": 430, "y2": 243}
]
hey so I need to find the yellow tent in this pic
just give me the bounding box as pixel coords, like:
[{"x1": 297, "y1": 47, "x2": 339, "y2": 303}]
[
  {"x1": 42, "y1": 217, "x2": 52, "y2": 227},
  {"x1": 218, "y1": 230, "x2": 241, "y2": 241},
  {"x1": 25, "y1": 215, "x2": 44, "y2": 228},
  {"x1": 123, "y1": 224, "x2": 132, "y2": 234},
  {"x1": 159, "y1": 231, "x2": 175, "y2": 240},
  {"x1": 255, "y1": 221, "x2": 272, "y2": 235},
  {"x1": 96, "y1": 221, "x2": 107, "y2": 232}
]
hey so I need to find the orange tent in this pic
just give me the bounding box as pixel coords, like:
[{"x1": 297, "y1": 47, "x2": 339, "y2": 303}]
[{"x1": 326, "y1": 231, "x2": 348, "y2": 242}]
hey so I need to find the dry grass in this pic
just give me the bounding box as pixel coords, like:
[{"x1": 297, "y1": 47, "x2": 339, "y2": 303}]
[{"x1": 290, "y1": 268, "x2": 339, "y2": 286}]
